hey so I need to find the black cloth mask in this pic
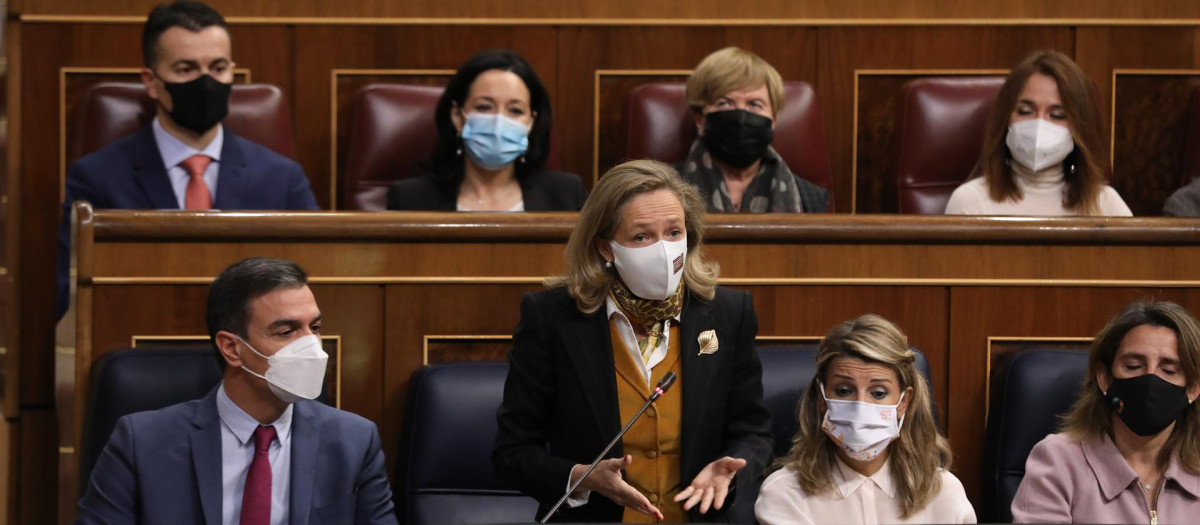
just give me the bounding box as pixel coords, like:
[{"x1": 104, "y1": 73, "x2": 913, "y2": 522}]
[
  {"x1": 701, "y1": 109, "x2": 775, "y2": 169},
  {"x1": 1105, "y1": 373, "x2": 1192, "y2": 436},
  {"x1": 157, "y1": 73, "x2": 231, "y2": 135}
]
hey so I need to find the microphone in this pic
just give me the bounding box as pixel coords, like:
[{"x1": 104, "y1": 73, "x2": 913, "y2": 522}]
[{"x1": 539, "y1": 371, "x2": 678, "y2": 523}]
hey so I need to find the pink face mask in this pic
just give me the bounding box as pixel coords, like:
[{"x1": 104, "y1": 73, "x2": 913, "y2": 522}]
[{"x1": 818, "y1": 381, "x2": 906, "y2": 462}]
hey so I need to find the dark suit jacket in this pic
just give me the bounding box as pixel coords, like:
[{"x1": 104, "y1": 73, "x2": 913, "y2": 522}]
[
  {"x1": 56, "y1": 126, "x2": 320, "y2": 318},
  {"x1": 75, "y1": 388, "x2": 398, "y2": 525},
  {"x1": 386, "y1": 170, "x2": 587, "y2": 211},
  {"x1": 493, "y1": 286, "x2": 773, "y2": 522}
]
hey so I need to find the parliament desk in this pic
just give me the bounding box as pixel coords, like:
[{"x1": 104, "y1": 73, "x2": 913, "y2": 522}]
[{"x1": 56, "y1": 203, "x2": 1200, "y2": 521}]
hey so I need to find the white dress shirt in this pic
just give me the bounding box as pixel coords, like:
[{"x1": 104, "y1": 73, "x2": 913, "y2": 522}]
[
  {"x1": 217, "y1": 382, "x2": 293, "y2": 525},
  {"x1": 755, "y1": 457, "x2": 977, "y2": 525},
  {"x1": 565, "y1": 296, "x2": 681, "y2": 507},
  {"x1": 152, "y1": 117, "x2": 223, "y2": 209}
]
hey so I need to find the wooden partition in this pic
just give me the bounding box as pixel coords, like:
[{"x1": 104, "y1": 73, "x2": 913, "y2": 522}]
[{"x1": 51, "y1": 204, "x2": 1200, "y2": 522}]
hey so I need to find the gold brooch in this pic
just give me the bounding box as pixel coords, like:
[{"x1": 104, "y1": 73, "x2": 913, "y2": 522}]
[{"x1": 698, "y1": 330, "x2": 719, "y2": 355}]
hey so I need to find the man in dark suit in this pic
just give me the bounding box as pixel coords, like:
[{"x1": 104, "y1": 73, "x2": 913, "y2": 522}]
[
  {"x1": 76, "y1": 257, "x2": 397, "y2": 525},
  {"x1": 56, "y1": 1, "x2": 318, "y2": 318}
]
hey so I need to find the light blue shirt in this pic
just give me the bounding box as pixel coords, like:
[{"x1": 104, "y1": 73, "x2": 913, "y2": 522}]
[
  {"x1": 152, "y1": 116, "x2": 223, "y2": 208},
  {"x1": 216, "y1": 382, "x2": 292, "y2": 525}
]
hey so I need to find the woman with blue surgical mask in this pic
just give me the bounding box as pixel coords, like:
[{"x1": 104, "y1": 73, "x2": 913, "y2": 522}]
[
  {"x1": 945, "y1": 51, "x2": 1131, "y2": 216},
  {"x1": 387, "y1": 49, "x2": 587, "y2": 212},
  {"x1": 756, "y1": 315, "x2": 976, "y2": 525}
]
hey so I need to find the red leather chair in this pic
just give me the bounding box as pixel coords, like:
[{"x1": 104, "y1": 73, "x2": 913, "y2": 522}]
[
  {"x1": 625, "y1": 82, "x2": 834, "y2": 209},
  {"x1": 343, "y1": 85, "x2": 443, "y2": 211},
  {"x1": 343, "y1": 84, "x2": 563, "y2": 211},
  {"x1": 69, "y1": 82, "x2": 298, "y2": 162},
  {"x1": 1179, "y1": 85, "x2": 1200, "y2": 186},
  {"x1": 894, "y1": 76, "x2": 1005, "y2": 214}
]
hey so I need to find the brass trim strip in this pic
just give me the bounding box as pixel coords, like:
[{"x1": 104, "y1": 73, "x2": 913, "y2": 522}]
[
  {"x1": 850, "y1": 69, "x2": 1009, "y2": 214},
  {"x1": 983, "y1": 336, "x2": 1093, "y2": 422},
  {"x1": 59, "y1": 67, "x2": 253, "y2": 202},
  {"x1": 88, "y1": 276, "x2": 1200, "y2": 287},
  {"x1": 59, "y1": 447, "x2": 75, "y2": 454},
  {"x1": 1108, "y1": 68, "x2": 1200, "y2": 174},
  {"x1": 22, "y1": 15, "x2": 1200, "y2": 26},
  {"x1": 328, "y1": 69, "x2": 456, "y2": 209},
  {"x1": 592, "y1": 69, "x2": 692, "y2": 183},
  {"x1": 422, "y1": 334, "x2": 513, "y2": 365}
]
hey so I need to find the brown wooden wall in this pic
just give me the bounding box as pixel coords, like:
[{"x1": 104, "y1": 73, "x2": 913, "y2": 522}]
[
  {"x1": 49, "y1": 209, "x2": 1200, "y2": 524},
  {"x1": 8, "y1": 2, "x2": 1200, "y2": 523}
]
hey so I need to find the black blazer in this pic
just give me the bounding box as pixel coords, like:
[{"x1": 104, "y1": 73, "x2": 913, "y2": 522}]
[
  {"x1": 386, "y1": 170, "x2": 587, "y2": 211},
  {"x1": 493, "y1": 286, "x2": 773, "y2": 522}
]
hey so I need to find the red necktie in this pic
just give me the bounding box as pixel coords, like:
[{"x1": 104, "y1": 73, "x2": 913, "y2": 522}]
[
  {"x1": 240, "y1": 425, "x2": 276, "y2": 525},
  {"x1": 180, "y1": 154, "x2": 213, "y2": 210}
]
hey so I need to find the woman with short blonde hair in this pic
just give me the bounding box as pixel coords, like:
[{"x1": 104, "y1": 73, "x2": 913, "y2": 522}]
[
  {"x1": 1012, "y1": 301, "x2": 1200, "y2": 523},
  {"x1": 496, "y1": 159, "x2": 773, "y2": 522},
  {"x1": 679, "y1": 47, "x2": 828, "y2": 214},
  {"x1": 756, "y1": 314, "x2": 976, "y2": 524}
]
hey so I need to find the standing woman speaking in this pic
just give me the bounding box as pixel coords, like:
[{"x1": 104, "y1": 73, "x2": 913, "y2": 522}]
[{"x1": 493, "y1": 160, "x2": 773, "y2": 522}]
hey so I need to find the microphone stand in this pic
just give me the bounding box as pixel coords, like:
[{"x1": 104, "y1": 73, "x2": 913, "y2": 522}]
[{"x1": 539, "y1": 372, "x2": 677, "y2": 523}]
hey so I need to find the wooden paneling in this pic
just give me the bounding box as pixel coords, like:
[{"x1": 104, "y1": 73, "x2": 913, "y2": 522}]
[
  {"x1": 817, "y1": 27, "x2": 1073, "y2": 212},
  {"x1": 1111, "y1": 73, "x2": 1200, "y2": 215},
  {"x1": 47, "y1": 209, "x2": 1200, "y2": 520},
  {"x1": 946, "y1": 287, "x2": 1200, "y2": 501},
  {"x1": 17, "y1": 0, "x2": 1200, "y2": 21}
]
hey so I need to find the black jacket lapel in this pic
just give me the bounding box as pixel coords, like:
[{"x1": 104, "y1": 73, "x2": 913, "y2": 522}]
[
  {"x1": 562, "y1": 308, "x2": 621, "y2": 441},
  {"x1": 679, "y1": 293, "x2": 719, "y2": 482}
]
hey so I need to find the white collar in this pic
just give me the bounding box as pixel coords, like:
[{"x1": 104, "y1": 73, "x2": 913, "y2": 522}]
[
  {"x1": 152, "y1": 116, "x2": 224, "y2": 170},
  {"x1": 832, "y1": 455, "x2": 897, "y2": 500}
]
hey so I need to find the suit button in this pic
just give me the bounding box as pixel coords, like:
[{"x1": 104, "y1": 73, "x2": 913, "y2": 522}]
[
  {"x1": 646, "y1": 450, "x2": 658, "y2": 459},
  {"x1": 647, "y1": 407, "x2": 657, "y2": 417},
  {"x1": 648, "y1": 493, "x2": 659, "y2": 503}
]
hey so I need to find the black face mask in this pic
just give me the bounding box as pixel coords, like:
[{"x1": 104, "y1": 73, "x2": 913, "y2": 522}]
[
  {"x1": 1105, "y1": 373, "x2": 1192, "y2": 436},
  {"x1": 157, "y1": 73, "x2": 231, "y2": 135},
  {"x1": 701, "y1": 109, "x2": 775, "y2": 169}
]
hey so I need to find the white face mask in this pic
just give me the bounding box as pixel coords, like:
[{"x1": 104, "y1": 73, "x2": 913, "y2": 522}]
[
  {"x1": 819, "y1": 381, "x2": 906, "y2": 462},
  {"x1": 236, "y1": 334, "x2": 329, "y2": 404},
  {"x1": 1005, "y1": 118, "x2": 1074, "y2": 172},
  {"x1": 609, "y1": 237, "x2": 687, "y2": 301}
]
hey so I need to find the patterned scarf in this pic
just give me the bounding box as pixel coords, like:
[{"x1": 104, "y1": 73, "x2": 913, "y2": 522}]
[
  {"x1": 609, "y1": 278, "x2": 684, "y2": 360},
  {"x1": 680, "y1": 139, "x2": 805, "y2": 213}
]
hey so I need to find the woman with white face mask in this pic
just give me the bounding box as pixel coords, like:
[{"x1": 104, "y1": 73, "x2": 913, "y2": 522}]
[
  {"x1": 386, "y1": 49, "x2": 586, "y2": 212},
  {"x1": 944, "y1": 50, "x2": 1131, "y2": 216},
  {"x1": 494, "y1": 160, "x2": 773, "y2": 523},
  {"x1": 756, "y1": 315, "x2": 976, "y2": 525}
]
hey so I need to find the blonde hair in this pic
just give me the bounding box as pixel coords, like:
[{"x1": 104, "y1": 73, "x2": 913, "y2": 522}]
[
  {"x1": 1061, "y1": 300, "x2": 1200, "y2": 473},
  {"x1": 546, "y1": 160, "x2": 719, "y2": 313},
  {"x1": 686, "y1": 47, "x2": 785, "y2": 115},
  {"x1": 776, "y1": 314, "x2": 951, "y2": 519}
]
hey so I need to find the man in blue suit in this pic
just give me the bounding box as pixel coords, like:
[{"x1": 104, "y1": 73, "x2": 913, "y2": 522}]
[
  {"x1": 76, "y1": 257, "x2": 397, "y2": 525},
  {"x1": 56, "y1": 1, "x2": 318, "y2": 318}
]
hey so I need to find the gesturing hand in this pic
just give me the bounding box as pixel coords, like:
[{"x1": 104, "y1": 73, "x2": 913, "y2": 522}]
[
  {"x1": 572, "y1": 455, "x2": 663, "y2": 521},
  {"x1": 673, "y1": 456, "x2": 747, "y2": 514}
]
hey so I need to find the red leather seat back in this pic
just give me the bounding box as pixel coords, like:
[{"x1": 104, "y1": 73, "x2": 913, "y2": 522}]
[
  {"x1": 343, "y1": 84, "x2": 443, "y2": 211},
  {"x1": 70, "y1": 82, "x2": 297, "y2": 161},
  {"x1": 895, "y1": 76, "x2": 1005, "y2": 214},
  {"x1": 625, "y1": 82, "x2": 834, "y2": 207},
  {"x1": 1181, "y1": 85, "x2": 1200, "y2": 186},
  {"x1": 343, "y1": 83, "x2": 563, "y2": 211}
]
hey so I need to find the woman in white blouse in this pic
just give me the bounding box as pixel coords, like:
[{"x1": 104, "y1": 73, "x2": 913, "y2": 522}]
[
  {"x1": 755, "y1": 315, "x2": 976, "y2": 525},
  {"x1": 944, "y1": 50, "x2": 1131, "y2": 216}
]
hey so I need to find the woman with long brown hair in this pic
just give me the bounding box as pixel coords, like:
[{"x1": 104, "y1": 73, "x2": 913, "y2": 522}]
[
  {"x1": 1012, "y1": 301, "x2": 1200, "y2": 523},
  {"x1": 755, "y1": 315, "x2": 975, "y2": 524},
  {"x1": 945, "y1": 50, "x2": 1131, "y2": 216}
]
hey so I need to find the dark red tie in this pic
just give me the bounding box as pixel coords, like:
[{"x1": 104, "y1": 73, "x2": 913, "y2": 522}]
[
  {"x1": 240, "y1": 425, "x2": 276, "y2": 525},
  {"x1": 180, "y1": 154, "x2": 213, "y2": 210}
]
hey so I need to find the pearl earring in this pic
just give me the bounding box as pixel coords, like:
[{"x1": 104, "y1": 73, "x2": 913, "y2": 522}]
[{"x1": 605, "y1": 260, "x2": 613, "y2": 268}]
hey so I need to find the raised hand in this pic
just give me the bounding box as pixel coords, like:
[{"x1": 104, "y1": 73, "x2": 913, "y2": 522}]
[
  {"x1": 572, "y1": 455, "x2": 663, "y2": 521},
  {"x1": 673, "y1": 456, "x2": 747, "y2": 514}
]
